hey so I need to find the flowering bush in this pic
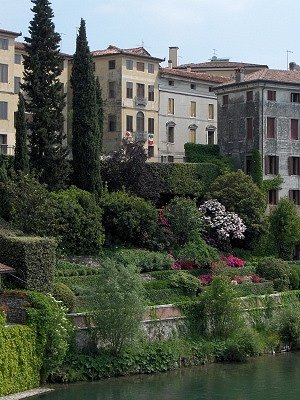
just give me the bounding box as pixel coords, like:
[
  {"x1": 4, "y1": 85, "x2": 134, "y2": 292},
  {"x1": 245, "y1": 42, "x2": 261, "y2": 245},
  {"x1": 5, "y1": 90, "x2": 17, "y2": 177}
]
[
  {"x1": 199, "y1": 199, "x2": 246, "y2": 249},
  {"x1": 221, "y1": 255, "x2": 245, "y2": 268},
  {"x1": 171, "y1": 259, "x2": 198, "y2": 270},
  {"x1": 199, "y1": 273, "x2": 213, "y2": 286},
  {"x1": 250, "y1": 274, "x2": 263, "y2": 284},
  {"x1": 231, "y1": 275, "x2": 245, "y2": 284}
]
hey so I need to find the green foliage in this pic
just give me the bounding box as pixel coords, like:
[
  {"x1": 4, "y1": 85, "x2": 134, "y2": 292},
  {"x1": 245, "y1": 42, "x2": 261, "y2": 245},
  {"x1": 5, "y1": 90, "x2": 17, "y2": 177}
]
[
  {"x1": 170, "y1": 271, "x2": 201, "y2": 296},
  {"x1": 174, "y1": 234, "x2": 219, "y2": 267},
  {"x1": 262, "y1": 175, "x2": 283, "y2": 192},
  {"x1": 255, "y1": 257, "x2": 290, "y2": 291},
  {"x1": 165, "y1": 197, "x2": 203, "y2": 246},
  {"x1": 272, "y1": 302, "x2": 300, "y2": 348},
  {"x1": 250, "y1": 149, "x2": 263, "y2": 188},
  {"x1": 22, "y1": 0, "x2": 69, "y2": 189},
  {"x1": 184, "y1": 143, "x2": 220, "y2": 162},
  {"x1": 14, "y1": 93, "x2": 29, "y2": 174},
  {"x1": 87, "y1": 260, "x2": 146, "y2": 354},
  {"x1": 52, "y1": 282, "x2": 76, "y2": 312},
  {"x1": 0, "y1": 229, "x2": 56, "y2": 292},
  {"x1": 104, "y1": 248, "x2": 172, "y2": 272},
  {"x1": 209, "y1": 169, "x2": 267, "y2": 246},
  {"x1": 50, "y1": 187, "x2": 104, "y2": 255},
  {"x1": 220, "y1": 328, "x2": 263, "y2": 362},
  {"x1": 100, "y1": 191, "x2": 159, "y2": 249},
  {"x1": 71, "y1": 19, "x2": 102, "y2": 194},
  {"x1": 269, "y1": 197, "x2": 300, "y2": 260},
  {"x1": 0, "y1": 324, "x2": 41, "y2": 396},
  {"x1": 26, "y1": 291, "x2": 72, "y2": 382}
]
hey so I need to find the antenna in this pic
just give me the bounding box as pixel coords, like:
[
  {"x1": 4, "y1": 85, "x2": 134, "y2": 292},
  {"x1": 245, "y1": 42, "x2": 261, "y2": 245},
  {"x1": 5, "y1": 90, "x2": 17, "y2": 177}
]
[{"x1": 287, "y1": 50, "x2": 293, "y2": 70}]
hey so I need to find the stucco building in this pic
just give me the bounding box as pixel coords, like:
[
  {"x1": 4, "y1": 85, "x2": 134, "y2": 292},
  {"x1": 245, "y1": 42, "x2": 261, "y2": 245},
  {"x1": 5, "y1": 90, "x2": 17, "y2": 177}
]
[{"x1": 214, "y1": 67, "x2": 300, "y2": 206}]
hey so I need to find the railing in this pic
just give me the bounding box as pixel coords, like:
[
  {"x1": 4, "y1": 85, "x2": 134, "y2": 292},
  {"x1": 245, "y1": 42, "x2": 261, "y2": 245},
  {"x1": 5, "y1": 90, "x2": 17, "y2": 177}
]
[
  {"x1": 0, "y1": 145, "x2": 15, "y2": 156},
  {"x1": 134, "y1": 96, "x2": 147, "y2": 106}
]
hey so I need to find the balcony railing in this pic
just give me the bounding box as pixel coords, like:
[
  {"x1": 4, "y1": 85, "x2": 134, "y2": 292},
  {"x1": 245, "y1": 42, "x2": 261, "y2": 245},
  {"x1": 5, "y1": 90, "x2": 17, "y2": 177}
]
[
  {"x1": 134, "y1": 96, "x2": 147, "y2": 107},
  {"x1": 0, "y1": 145, "x2": 15, "y2": 156}
]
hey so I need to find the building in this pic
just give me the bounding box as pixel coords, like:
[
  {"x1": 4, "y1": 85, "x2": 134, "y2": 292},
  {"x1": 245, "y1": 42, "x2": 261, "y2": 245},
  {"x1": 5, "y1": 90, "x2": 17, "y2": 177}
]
[
  {"x1": 91, "y1": 45, "x2": 164, "y2": 159},
  {"x1": 158, "y1": 67, "x2": 228, "y2": 162},
  {"x1": 214, "y1": 67, "x2": 300, "y2": 206}
]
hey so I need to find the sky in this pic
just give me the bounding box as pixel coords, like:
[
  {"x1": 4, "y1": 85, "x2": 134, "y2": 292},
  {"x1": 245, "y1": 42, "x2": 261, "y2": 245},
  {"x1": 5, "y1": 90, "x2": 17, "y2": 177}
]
[{"x1": 1, "y1": 0, "x2": 300, "y2": 69}]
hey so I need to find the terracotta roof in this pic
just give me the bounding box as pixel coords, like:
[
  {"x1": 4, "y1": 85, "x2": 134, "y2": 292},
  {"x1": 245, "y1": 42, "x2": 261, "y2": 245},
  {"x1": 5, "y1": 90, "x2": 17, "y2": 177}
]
[
  {"x1": 92, "y1": 45, "x2": 164, "y2": 61},
  {"x1": 15, "y1": 41, "x2": 25, "y2": 50},
  {"x1": 176, "y1": 61, "x2": 268, "y2": 70},
  {"x1": 160, "y1": 67, "x2": 230, "y2": 84},
  {"x1": 243, "y1": 68, "x2": 300, "y2": 84},
  {"x1": 0, "y1": 29, "x2": 21, "y2": 38},
  {"x1": 0, "y1": 263, "x2": 15, "y2": 274}
]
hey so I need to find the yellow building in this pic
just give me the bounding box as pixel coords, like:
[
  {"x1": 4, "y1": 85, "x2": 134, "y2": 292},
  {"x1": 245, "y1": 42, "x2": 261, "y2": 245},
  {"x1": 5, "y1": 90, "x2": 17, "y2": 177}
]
[{"x1": 91, "y1": 45, "x2": 163, "y2": 159}]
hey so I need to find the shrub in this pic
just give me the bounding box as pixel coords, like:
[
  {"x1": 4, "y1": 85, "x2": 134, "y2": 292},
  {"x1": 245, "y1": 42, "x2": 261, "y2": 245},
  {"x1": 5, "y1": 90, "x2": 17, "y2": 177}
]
[
  {"x1": 255, "y1": 257, "x2": 290, "y2": 291},
  {"x1": 272, "y1": 302, "x2": 300, "y2": 348},
  {"x1": 171, "y1": 260, "x2": 198, "y2": 270},
  {"x1": 220, "y1": 328, "x2": 263, "y2": 362},
  {"x1": 170, "y1": 271, "x2": 201, "y2": 296},
  {"x1": 221, "y1": 255, "x2": 245, "y2": 268},
  {"x1": 52, "y1": 282, "x2": 76, "y2": 312},
  {"x1": 100, "y1": 191, "x2": 159, "y2": 249}
]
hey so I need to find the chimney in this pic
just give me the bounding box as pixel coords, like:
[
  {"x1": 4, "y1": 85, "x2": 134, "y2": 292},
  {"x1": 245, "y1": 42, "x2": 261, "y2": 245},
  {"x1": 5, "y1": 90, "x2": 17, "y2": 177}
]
[
  {"x1": 168, "y1": 60, "x2": 173, "y2": 68},
  {"x1": 235, "y1": 68, "x2": 245, "y2": 83},
  {"x1": 169, "y1": 46, "x2": 179, "y2": 68}
]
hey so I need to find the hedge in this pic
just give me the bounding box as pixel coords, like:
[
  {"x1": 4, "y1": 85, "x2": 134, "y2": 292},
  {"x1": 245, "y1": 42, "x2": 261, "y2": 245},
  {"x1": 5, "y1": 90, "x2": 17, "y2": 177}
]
[
  {"x1": 0, "y1": 319, "x2": 41, "y2": 396},
  {"x1": 0, "y1": 229, "x2": 56, "y2": 292},
  {"x1": 184, "y1": 143, "x2": 221, "y2": 163}
]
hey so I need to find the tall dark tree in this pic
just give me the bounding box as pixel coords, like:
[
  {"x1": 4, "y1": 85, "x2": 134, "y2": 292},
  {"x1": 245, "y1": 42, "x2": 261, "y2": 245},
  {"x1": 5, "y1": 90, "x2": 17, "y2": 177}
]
[
  {"x1": 14, "y1": 93, "x2": 29, "y2": 174},
  {"x1": 95, "y1": 77, "x2": 104, "y2": 153},
  {"x1": 22, "y1": 0, "x2": 69, "y2": 189},
  {"x1": 71, "y1": 19, "x2": 102, "y2": 194}
]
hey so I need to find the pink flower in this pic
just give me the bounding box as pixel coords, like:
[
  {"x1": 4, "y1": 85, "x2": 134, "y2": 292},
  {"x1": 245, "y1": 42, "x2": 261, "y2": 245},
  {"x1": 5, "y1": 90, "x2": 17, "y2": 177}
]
[
  {"x1": 199, "y1": 273, "x2": 213, "y2": 285},
  {"x1": 221, "y1": 255, "x2": 245, "y2": 268},
  {"x1": 171, "y1": 260, "x2": 198, "y2": 270}
]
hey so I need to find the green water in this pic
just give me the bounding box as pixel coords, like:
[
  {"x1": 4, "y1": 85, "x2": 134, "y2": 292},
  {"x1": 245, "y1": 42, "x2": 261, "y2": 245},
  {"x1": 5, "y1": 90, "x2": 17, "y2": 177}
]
[{"x1": 35, "y1": 352, "x2": 300, "y2": 400}]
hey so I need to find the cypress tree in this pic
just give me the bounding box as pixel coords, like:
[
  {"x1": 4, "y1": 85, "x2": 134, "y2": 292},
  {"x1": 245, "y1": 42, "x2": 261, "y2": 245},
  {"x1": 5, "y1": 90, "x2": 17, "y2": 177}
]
[
  {"x1": 95, "y1": 77, "x2": 104, "y2": 153},
  {"x1": 14, "y1": 93, "x2": 29, "y2": 174},
  {"x1": 251, "y1": 149, "x2": 263, "y2": 188},
  {"x1": 71, "y1": 19, "x2": 102, "y2": 194},
  {"x1": 22, "y1": 0, "x2": 69, "y2": 189}
]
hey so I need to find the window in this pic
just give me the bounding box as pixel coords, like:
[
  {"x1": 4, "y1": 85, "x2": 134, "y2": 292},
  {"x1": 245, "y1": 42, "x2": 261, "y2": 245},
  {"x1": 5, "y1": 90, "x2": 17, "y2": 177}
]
[
  {"x1": 108, "y1": 115, "x2": 116, "y2": 131},
  {"x1": 267, "y1": 90, "x2": 276, "y2": 101},
  {"x1": 126, "y1": 82, "x2": 133, "y2": 98},
  {"x1": 136, "y1": 111, "x2": 144, "y2": 132},
  {"x1": 126, "y1": 60, "x2": 133, "y2": 70},
  {"x1": 0, "y1": 38, "x2": 8, "y2": 50},
  {"x1": 246, "y1": 91, "x2": 253, "y2": 102},
  {"x1": 268, "y1": 190, "x2": 278, "y2": 205},
  {"x1": 148, "y1": 118, "x2": 154, "y2": 134},
  {"x1": 14, "y1": 54, "x2": 22, "y2": 64},
  {"x1": 168, "y1": 80, "x2": 174, "y2": 86},
  {"x1": 291, "y1": 119, "x2": 299, "y2": 140},
  {"x1": 148, "y1": 146, "x2": 154, "y2": 158},
  {"x1": 0, "y1": 101, "x2": 8, "y2": 119},
  {"x1": 190, "y1": 101, "x2": 196, "y2": 117},
  {"x1": 223, "y1": 95, "x2": 229, "y2": 106},
  {"x1": 126, "y1": 115, "x2": 133, "y2": 132},
  {"x1": 148, "y1": 85, "x2": 154, "y2": 101},
  {"x1": 291, "y1": 93, "x2": 300, "y2": 103},
  {"x1": 148, "y1": 63, "x2": 154, "y2": 73},
  {"x1": 168, "y1": 155, "x2": 174, "y2": 163},
  {"x1": 136, "y1": 83, "x2": 145, "y2": 98},
  {"x1": 190, "y1": 83, "x2": 196, "y2": 90},
  {"x1": 245, "y1": 155, "x2": 252, "y2": 175},
  {"x1": 108, "y1": 81, "x2": 116, "y2": 98},
  {"x1": 14, "y1": 77, "x2": 21, "y2": 94},
  {"x1": 108, "y1": 60, "x2": 116, "y2": 69},
  {"x1": 267, "y1": 117, "x2": 275, "y2": 138},
  {"x1": 161, "y1": 156, "x2": 167, "y2": 163},
  {"x1": 265, "y1": 155, "x2": 279, "y2": 175},
  {"x1": 189, "y1": 129, "x2": 196, "y2": 143},
  {"x1": 168, "y1": 126, "x2": 174, "y2": 143},
  {"x1": 137, "y1": 62, "x2": 144, "y2": 72},
  {"x1": 246, "y1": 117, "x2": 253, "y2": 139},
  {"x1": 289, "y1": 190, "x2": 300, "y2": 205},
  {"x1": 0, "y1": 64, "x2": 8, "y2": 83},
  {"x1": 0, "y1": 134, "x2": 7, "y2": 155},
  {"x1": 208, "y1": 104, "x2": 214, "y2": 119},
  {"x1": 168, "y1": 98, "x2": 174, "y2": 114},
  {"x1": 288, "y1": 157, "x2": 300, "y2": 175},
  {"x1": 207, "y1": 130, "x2": 215, "y2": 144}
]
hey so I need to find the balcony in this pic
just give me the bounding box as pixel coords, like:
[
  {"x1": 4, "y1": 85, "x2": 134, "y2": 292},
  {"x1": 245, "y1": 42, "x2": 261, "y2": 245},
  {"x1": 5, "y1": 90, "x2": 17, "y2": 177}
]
[
  {"x1": 0, "y1": 145, "x2": 15, "y2": 156},
  {"x1": 134, "y1": 131, "x2": 148, "y2": 142},
  {"x1": 134, "y1": 96, "x2": 147, "y2": 107}
]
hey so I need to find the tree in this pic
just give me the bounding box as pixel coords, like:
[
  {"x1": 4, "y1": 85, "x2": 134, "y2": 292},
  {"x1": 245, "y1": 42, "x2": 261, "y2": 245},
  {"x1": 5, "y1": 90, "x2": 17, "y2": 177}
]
[
  {"x1": 88, "y1": 260, "x2": 145, "y2": 354},
  {"x1": 250, "y1": 149, "x2": 263, "y2": 188},
  {"x1": 95, "y1": 76, "x2": 104, "y2": 153},
  {"x1": 71, "y1": 19, "x2": 102, "y2": 194},
  {"x1": 14, "y1": 93, "x2": 29, "y2": 174},
  {"x1": 22, "y1": 0, "x2": 69, "y2": 189},
  {"x1": 209, "y1": 170, "x2": 267, "y2": 246},
  {"x1": 269, "y1": 197, "x2": 300, "y2": 260}
]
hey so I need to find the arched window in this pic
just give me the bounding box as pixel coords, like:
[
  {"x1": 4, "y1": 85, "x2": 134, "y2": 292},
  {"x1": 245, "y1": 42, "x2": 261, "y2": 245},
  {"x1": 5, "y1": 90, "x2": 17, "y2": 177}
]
[{"x1": 136, "y1": 111, "x2": 144, "y2": 132}]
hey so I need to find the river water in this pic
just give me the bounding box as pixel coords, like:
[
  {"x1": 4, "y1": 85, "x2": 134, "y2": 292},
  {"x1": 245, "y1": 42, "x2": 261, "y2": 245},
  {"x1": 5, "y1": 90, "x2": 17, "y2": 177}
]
[{"x1": 34, "y1": 352, "x2": 300, "y2": 400}]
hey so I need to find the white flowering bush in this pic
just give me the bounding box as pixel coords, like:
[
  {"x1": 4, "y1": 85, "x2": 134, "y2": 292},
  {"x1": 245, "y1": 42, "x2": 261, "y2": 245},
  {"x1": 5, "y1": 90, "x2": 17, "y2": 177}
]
[{"x1": 199, "y1": 199, "x2": 246, "y2": 249}]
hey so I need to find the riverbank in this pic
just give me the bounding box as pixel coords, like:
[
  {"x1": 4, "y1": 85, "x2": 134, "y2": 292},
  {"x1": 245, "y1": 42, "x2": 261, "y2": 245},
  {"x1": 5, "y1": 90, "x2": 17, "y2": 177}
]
[{"x1": 0, "y1": 388, "x2": 53, "y2": 400}]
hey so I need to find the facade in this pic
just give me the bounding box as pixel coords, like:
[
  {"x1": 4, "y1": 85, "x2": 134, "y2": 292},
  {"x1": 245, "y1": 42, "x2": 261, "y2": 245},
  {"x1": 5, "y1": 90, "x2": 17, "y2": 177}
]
[
  {"x1": 214, "y1": 67, "x2": 300, "y2": 206},
  {"x1": 91, "y1": 46, "x2": 163, "y2": 159},
  {"x1": 158, "y1": 67, "x2": 228, "y2": 162}
]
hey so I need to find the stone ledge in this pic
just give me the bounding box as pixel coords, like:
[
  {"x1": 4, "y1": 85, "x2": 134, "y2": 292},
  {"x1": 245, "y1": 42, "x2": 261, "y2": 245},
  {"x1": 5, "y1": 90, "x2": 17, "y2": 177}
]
[{"x1": 0, "y1": 388, "x2": 53, "y2": 400}]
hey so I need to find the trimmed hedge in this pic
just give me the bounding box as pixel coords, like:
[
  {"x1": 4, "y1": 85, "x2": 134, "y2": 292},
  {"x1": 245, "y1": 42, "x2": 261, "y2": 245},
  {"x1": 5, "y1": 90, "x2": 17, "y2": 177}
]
[
  {"x1": 0, "y1": 320, "x2": 41, "y2": 396},
  {"x1": 184, "y1": 143, "x2": 221, "y2": 163},
  {"x1": 0, "y1": 229, "x2": 56, "y2": 292}
]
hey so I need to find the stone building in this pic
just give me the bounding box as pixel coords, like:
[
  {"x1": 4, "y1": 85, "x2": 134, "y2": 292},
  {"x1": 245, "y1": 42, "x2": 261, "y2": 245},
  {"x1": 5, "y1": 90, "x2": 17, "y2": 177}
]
[{"x1": 214, "y1": 67, "x2": 300, "y2": 206}]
